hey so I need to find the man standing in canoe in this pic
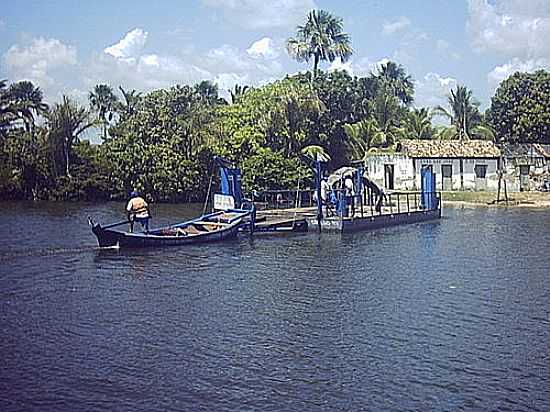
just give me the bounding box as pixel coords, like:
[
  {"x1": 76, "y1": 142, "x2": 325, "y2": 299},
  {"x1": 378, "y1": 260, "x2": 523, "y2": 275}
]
[{"x1": 126, "y1": 190, "x2": 151, "y2": 233}]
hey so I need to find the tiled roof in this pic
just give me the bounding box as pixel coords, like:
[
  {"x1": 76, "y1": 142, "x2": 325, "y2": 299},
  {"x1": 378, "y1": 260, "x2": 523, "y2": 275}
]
[
  {"x1": 398, "y1": 139, "x2": 501, "y2": 158},
  {"x1": 503, "y1": 143, "x2": 550, "y2": 158}
]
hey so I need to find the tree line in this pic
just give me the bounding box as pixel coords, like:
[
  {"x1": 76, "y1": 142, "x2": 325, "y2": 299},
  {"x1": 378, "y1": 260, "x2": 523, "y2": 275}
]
[{"x1": 1, "y1": 10, "x2": 549, "y2": 202}]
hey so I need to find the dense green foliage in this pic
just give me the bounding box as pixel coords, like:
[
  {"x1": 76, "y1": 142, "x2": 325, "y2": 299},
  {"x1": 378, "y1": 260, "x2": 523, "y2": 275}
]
[
  {"x1": 1, "y1": 9, "x2": 548, "y2": 202},
  {"x1": 487, "y1": 70, "x2": 550, "y2": 144}
]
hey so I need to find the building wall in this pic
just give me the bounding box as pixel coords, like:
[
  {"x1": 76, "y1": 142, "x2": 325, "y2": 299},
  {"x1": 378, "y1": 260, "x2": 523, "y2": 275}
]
[
  {"x1": 364, "y1": 155, "x2": 501, "y2": 191},
  {"x1": 413, "y1": 158, "x2": 500, "y2": 191},
  {"x1": 364, "y1": 154, "x2": 415, "y2": 190},
  {"x1": 502, "y1": 156, "x2": 549, "y2": 191}
]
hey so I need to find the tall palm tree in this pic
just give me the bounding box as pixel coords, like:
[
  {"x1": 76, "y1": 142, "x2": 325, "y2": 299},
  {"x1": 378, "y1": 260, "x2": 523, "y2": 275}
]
[
  {"x1": 375, "y1": 61, "x2": 414, "y2": 106},
  {"x1": 433, "y1": 84, "x2": 481, "y2": 140},
  {"x1": 406, "y1": 107, "x2": 434, "y2": 139},
  {"x1": 286, "y1": 9, "x2": 353, "y2": 77},
  {"x1": 47, "y1": 96, "x2": 97, "y2": 177},
  {"x1": 89, "y1": 84, "x2": 118, "y2": 140}
]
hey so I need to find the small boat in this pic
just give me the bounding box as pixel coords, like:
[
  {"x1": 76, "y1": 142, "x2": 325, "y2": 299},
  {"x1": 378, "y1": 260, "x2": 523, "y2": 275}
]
[{"x1": 89, "y1": 209, "x2": 252, "y2": 248}]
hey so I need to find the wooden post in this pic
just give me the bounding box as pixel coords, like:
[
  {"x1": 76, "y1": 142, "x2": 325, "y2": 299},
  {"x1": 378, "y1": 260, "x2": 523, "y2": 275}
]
[{"x1": 397, "y1": 193, "x2": 400, "y2": 214}]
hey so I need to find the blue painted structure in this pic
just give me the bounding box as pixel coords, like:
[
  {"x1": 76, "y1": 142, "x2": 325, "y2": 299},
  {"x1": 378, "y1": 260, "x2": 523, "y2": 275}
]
[
  {"x1": 217, "y1": 156, "x2": 243, "y2": 208},
  {"x1": 421, "y1": 166, "x2": 438, "y2": 210}
]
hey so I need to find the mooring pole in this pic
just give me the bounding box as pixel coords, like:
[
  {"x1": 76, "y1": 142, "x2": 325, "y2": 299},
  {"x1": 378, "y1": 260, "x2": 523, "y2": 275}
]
[{"x1": 315, "y1": 160, "x2": 323, "y2": 233}]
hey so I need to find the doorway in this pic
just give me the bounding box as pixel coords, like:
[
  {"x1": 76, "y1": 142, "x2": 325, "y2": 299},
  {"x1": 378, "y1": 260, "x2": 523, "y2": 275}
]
[{"x1": 519, "y1": 165, "x2": 530, "y2": 191}]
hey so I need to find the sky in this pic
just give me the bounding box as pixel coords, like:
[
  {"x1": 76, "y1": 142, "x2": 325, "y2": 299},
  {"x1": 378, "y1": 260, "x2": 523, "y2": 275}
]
[{"x1": 1, "y1": 0, "x2": 550, "y2": 112}]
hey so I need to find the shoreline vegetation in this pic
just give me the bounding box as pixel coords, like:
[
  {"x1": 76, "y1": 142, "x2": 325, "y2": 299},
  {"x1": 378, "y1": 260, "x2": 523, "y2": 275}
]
[{"x1": 1, "y1": 10, "x2": 549, "y2": 204}]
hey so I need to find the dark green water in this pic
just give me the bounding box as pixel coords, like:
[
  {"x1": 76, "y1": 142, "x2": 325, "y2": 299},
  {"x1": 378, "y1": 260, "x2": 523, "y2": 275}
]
[{"x1": 1, "y1": 202, "x2": 549, "y2": 411}]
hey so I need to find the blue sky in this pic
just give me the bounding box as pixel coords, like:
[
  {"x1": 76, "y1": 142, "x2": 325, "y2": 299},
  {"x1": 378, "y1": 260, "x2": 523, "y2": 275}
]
[{"x1": 2, "y1": 0, "x2": 549, "y2": 111}]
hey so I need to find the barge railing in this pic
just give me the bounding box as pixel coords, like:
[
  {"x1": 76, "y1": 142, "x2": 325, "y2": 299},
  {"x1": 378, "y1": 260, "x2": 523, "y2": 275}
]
[{"x1": 252, "y1": 188, "x2": 440, "y2": 216}]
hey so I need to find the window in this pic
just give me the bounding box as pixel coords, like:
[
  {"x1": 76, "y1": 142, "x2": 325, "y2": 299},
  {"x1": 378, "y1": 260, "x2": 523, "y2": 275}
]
[
  {"x1": 474, "y1": 164, "x2": 487, "y2": 178},
  {"x1": 441, "y1": 164, "x2": 452, "y2": 178}
]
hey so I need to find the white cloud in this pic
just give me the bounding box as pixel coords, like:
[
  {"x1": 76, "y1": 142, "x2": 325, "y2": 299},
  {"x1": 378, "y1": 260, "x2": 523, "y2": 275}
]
[
  {"x1": 382, "y1": 16, "x2": 411, "y2": 35},
  {"x1": 328, "y1": 57, "x2": 353, "y2": 75},
  {"x1": 214, "y1": 72, "x2": 250, "y2": 100},
  {"x1": 85, "y1": 52, "x2": 211, "y2": 92},
  {"x1": 140, "y1": 54, "x2": 160, "y2": 67},
  {"x1": 1, "y1": 27, "x2": 290, "y2": 110},
  {"x1": 247, "y1": 37, "x2": 279, "y2": 59},
  {"x1": 488, "y1": 57, "x2": 550, "y2": 90},
  {"x1": 414, "y1": 72, "x2": 458, "y2": 111},
  {"x1": 205, "y1": 44, "x2": 253, "y2": 72},
  {"x1": 85, "y1": 35, "x2": 286, "y2": 100},
  {"x1": 368, "y1": 58, "x2": 391, "y2": 75},
  {"x1": 201, "y1": 0, "x2": 317, "y2": 29},
  {"x1": 467, "y1": 0, "x2": 550, "y2": 58},
  {"x1": 329, "y1": 56, "x2": 392, "y2": 78},
  {"x1": 3, "y1": 37, "x2": 77, "y2": 90},
  {"x1": 104, "y1": 28, "x2": 148, "y2": 60}
]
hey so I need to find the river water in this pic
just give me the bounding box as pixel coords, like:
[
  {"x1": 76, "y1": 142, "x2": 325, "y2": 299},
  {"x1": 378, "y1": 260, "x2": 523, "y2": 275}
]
[{"x1": 0, "y1": 202, "x2": 549, "y2": 411}]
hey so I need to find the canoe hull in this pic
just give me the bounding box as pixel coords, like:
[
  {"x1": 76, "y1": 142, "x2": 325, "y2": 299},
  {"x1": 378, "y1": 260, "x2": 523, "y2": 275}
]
[
  {"x1": 91, "y1": 223, "x2": 241, "y2": 248},
  {"x1": 90, "y1": 209, "x2": 250, "y2": 248}
]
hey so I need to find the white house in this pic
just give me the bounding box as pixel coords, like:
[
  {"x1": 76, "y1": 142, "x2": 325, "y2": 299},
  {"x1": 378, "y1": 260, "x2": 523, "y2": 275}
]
[{"x1": 364, "y1": 139, "x2": 502, "y2": 192}]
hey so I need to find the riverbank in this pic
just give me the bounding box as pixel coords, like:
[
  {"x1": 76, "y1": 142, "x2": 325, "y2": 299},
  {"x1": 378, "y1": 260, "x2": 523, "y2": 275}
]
[{"x1": 442, "y1": 191, "x2": 550, "y2": 208}]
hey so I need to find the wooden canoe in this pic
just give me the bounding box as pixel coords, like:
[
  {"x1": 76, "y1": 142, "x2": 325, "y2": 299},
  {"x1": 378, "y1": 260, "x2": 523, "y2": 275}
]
[{"x1": 89, "y1": 210, "x2": 252, "y2": 248}]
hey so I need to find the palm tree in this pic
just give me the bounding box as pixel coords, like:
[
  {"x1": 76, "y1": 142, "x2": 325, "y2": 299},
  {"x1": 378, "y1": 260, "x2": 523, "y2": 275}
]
[
  {"x1": 47, "y1": 96, "x2": 97, "y2": 177},
  {"x1": 286, "y1": 9, "x2": 353, "y2": 77},
  {"x1": 118, "y1": 86, "x2": 142, "y2": 118},
  {"x1": 368, "y1": 91, "x2": 407, "y2": 146},
  {"x1": 375, "y1": 61, "x2": 414, "y2": 106},
  {"x1": 469, "y1": 124, "x2": 496, "y2": 141},
  {"x1": 0, "y1": 80, "x2": 48, "y2": 133},
  {"x1": 0, "y1": 80, "x2": 16, "y2": 135},
  {"x1": 433, "y1": 84, "x2": 481, "y2": 140},
  {"x1": 89, "y1": 84, "x2": 118, "y2": 140},
  {"x1": 406, "y1": 107, "x2": 434, "y2": 139},
  {"x1": 229, "y1": 84, "x2": 250, "y2": 104},
  {"x1": 301, "y1": 144, "x2": 331, "y2": 162},
  {"x1": 194, "y1": 80, "x2": 220, "y2": 105},
  {"x1": 268, "y1": 83, "x2": 325, "y2": 156},
  {"x1": 343, "y1": 119, "x2": 385, "y2": 160}
]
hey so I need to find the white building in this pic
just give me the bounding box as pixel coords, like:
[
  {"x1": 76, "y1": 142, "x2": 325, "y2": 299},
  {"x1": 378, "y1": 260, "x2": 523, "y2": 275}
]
[{"x1": 364, "y1": 139, "x2": 502, "y2": 192}]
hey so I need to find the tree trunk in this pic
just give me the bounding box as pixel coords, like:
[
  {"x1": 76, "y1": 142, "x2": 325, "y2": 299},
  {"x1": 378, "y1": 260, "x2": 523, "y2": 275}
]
[
  {"x1": 64, "y1": 136, "x2": 72, "y2": 178},
  {"x1": 313, "y1": 54, "x2": 320, "y2": 78}
]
